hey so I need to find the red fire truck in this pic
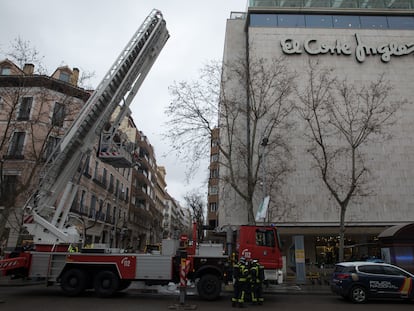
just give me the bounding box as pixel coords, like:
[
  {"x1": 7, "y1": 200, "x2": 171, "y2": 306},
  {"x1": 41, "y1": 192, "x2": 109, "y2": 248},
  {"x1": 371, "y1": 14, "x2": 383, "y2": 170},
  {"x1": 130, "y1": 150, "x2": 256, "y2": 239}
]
[
  {"x1": 0, "y1": 9, "x2": 283, "y2": 300},
  {"x1": 1, "y1": 224, "x2": 283, "y2": 300}
]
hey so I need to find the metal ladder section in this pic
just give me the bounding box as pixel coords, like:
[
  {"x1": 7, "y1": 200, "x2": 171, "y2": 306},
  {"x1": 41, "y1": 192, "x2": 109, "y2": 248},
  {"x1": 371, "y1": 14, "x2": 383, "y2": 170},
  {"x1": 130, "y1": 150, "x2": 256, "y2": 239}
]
[
  {"x1": 47, "y1": 253, "x2": 67, "y2": 282},
  {"x1": 33, "y1": 9, "x2": 169, "y2": 214},
  {"x1": 24, "y1": 10, "x2": 169, "y2": 243}
]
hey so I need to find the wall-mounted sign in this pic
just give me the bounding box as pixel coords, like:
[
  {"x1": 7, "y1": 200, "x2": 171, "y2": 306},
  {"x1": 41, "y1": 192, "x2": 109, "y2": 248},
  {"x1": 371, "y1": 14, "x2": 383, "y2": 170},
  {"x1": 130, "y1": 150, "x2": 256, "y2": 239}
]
[{"x1": 280, "y1": 34, "x2": 414, "y2": 63}]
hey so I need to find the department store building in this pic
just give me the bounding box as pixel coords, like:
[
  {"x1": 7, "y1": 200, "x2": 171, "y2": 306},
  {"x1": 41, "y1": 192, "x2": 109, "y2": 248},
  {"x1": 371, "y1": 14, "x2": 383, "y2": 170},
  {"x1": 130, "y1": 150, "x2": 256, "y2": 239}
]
[{"x1": 218, "y1": 0, "x2": 414, "y2": 267}]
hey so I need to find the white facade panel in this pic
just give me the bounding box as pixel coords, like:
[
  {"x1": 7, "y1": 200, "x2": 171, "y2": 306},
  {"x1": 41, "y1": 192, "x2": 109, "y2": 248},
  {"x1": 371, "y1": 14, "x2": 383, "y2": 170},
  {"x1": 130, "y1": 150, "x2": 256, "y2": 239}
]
[{"x1": 219, "y1": 18, "x2": 414, "y2": 228}]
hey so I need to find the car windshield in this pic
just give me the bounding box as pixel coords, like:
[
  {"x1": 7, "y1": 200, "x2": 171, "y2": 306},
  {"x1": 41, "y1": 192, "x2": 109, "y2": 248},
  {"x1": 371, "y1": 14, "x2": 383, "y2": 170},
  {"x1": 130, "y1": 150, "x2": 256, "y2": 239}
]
[{"x1": 334, "y1": 265, "x2": 356, "y2": 273}]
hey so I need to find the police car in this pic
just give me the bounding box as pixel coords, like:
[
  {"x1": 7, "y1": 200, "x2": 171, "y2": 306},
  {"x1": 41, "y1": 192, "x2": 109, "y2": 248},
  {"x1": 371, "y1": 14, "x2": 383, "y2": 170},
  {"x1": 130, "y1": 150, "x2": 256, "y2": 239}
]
[{"x1": 331, "y1": 261, "x2": 414, "y2": 303}]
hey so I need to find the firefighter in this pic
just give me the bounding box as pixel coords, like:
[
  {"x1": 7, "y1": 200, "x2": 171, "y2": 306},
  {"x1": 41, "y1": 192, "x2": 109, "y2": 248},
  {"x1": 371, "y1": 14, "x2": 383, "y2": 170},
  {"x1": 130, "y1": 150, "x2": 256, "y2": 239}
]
[
  {"x1": 68, "y1": 244, "x2": 78, "y2": 253},
  {"x1": 232, "y1": 257, "x2": 249, "y2": 308},
  {"x1": 250, "y1": 259, "x2": 265, "y2": 305}
]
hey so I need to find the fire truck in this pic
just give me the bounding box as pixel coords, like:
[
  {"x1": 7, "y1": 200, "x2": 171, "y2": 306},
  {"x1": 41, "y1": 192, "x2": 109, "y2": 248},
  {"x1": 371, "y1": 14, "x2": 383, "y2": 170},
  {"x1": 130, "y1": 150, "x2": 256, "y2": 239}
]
[{"x1": 0, "y1": 10, "x2": 283, "y2": 300}]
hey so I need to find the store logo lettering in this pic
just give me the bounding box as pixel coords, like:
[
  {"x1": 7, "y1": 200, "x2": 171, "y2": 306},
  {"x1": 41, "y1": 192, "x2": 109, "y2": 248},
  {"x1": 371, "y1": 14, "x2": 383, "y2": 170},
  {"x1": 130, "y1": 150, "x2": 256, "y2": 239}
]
[{"x1": 280, "y1": 34, "x2": 414, "y2": 63}]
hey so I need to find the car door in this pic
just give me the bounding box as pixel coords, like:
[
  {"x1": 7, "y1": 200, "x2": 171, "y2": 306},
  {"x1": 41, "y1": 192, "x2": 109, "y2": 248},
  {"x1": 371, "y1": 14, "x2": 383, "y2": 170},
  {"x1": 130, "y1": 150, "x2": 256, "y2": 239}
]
[
  {"x1": 358, "y1": 264, "x2": 387, "y2": 298},
  {"x1": 382, "y1": 266, "x2": 413, "y2": 298}
]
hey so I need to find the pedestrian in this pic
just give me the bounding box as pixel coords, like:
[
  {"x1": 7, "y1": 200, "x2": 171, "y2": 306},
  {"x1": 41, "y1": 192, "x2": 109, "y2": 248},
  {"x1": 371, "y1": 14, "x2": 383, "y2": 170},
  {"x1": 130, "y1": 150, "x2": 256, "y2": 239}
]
[
  {"x1": 250, "y1": 259, "x2": 265, "y2": 305},
  {"x1": 232, "y1": 257, "x2": 249, "y2": 308}
]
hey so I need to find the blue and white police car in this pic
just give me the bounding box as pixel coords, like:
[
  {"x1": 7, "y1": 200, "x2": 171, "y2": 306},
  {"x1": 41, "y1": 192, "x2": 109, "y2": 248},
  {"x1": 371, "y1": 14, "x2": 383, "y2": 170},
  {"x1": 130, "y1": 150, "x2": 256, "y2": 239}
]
[{"x1": 331, "y1": 261, "x2": 414, "y2": 303}]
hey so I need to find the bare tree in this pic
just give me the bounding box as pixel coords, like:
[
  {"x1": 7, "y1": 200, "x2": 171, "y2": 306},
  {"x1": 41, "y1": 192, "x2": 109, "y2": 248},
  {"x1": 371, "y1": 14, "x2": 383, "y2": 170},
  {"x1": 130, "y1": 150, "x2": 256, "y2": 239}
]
[
  {"x1": 166, "y1": 57, "x2": 295, "y2": 225},
  {"x1": 295, "y1": 60, "x2": 407, "y2": 262},
  {"x1": 184, "y1": 190, "x2": 205, "y2": 243},
  {"x1": 2, "y1": 37, "x2": 96, "y2": 87},
  {"x1": 3, "y1": 36, "x2": 47, "y2": 74}
]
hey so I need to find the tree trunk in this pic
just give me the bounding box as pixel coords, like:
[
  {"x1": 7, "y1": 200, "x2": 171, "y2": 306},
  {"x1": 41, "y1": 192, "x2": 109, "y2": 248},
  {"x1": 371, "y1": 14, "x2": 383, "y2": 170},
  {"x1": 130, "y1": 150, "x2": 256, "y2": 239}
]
[{"x1": 338, "y1": 205, "x2": 346, "y2": 262}]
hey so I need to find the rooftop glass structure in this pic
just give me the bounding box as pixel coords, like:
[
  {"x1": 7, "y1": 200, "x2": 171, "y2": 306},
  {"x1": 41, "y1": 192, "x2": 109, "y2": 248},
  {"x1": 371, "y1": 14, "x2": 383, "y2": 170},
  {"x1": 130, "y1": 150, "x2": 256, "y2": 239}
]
[{"x1": 249, "y1": 0, "x2": 414, "y2": 9}]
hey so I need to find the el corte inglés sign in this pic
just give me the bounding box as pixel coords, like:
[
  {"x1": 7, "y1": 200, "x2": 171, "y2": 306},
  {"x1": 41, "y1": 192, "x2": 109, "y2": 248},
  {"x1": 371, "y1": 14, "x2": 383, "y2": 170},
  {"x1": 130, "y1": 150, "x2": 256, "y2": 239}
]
[{"x1": 280, "y1": 34, "x2": 414, "y2": 63}]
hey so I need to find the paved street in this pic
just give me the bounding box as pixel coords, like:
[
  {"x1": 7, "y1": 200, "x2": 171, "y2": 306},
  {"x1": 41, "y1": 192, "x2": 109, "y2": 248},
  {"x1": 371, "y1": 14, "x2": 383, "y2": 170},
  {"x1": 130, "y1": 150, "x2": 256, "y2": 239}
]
[{"x1": 0, "y1": 284, "x2": 413, "y2": 311}]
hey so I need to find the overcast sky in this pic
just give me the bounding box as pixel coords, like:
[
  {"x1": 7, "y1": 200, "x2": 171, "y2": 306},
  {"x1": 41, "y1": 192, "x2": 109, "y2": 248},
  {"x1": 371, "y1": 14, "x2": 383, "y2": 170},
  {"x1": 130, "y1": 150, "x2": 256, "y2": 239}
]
[{"x1": 0, "y1": 0, "x2": 248, "y2": 204}]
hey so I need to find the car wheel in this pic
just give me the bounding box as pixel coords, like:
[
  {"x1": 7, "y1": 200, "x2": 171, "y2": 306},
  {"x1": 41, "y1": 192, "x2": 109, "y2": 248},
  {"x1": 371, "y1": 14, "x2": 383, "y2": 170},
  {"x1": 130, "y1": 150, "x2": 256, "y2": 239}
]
[{"x1": 350, "y1": 285, "x2": 367, "y2": 304}]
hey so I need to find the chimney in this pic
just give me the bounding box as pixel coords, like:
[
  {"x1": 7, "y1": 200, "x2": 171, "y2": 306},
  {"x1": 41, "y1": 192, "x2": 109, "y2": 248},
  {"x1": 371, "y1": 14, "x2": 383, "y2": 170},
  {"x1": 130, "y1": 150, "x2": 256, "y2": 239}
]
[
  {"x1": 23, "y1": 63, "x2": 34, "y2": 75},
  {"x1": 71, "y1": 67, "x2": 79, "y2": 86}
]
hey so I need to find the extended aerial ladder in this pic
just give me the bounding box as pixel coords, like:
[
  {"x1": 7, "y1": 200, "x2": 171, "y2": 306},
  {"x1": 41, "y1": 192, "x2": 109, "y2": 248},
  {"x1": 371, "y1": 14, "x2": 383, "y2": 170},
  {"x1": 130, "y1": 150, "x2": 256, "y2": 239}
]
[{"x1": 23, "y1": 9, "x2": 169, "y2": 245}]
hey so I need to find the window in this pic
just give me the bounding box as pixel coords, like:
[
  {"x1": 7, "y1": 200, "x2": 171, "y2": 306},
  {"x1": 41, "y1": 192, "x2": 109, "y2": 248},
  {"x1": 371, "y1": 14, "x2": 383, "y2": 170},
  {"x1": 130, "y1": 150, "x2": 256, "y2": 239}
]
[
  {"x1": 17, "y1": 97, "x2": 33, "y2": 120},
  {"x1": 305, "y1": 15, "x2": 333, "y2": 28},
  {"x1": 0, "y1": 96, "x2": 3, "y2": 110},
  {"x1": 43, "y1": 136, "x2": 61, "y2": 160},
  {"x1": 383, "y1": 266, "x2": 410, "y2": 277},
  {"x1": 360, "y1": 16, "x2": 388, "y2": 29},
  {"x1": 115, "y1": 179, "x2": 120, "y2": 197},
  {"x1": 102, "y1": 168, "x2": 107, "y2": 186},
  {"x1": 278, "y1": 14, "x2": 305, "y2": 27},
  {"x1": 333, "y1": 15, "x2": 360, "y2": 28},
  {"x1": 98, "y1": 199, "x2": 104, "y2": 220},
  {"x1": 1, "y1": 67, "x2": 11, "y2": 75},
  {"x1": 51, "y1": 102, "x2": 65, "y2": 127},
  {"x1": 209, "y1": 219, "x2": 217, "y2": 229},
  {"x1": 358, "y1": 265, "x2": 383, "y2": 274},
  {"x1": 94, "y1": 161, "x2": 99, "y2": 179},
  {"x1": 79, "y1": 190, "x2": 86, "y2": 214},
  {"x1": 83, "y1": 155, "x2": 91, "y2": 176},
  {"x1": 250, "y1": 14, "x2": 277, "y2": 27},
  {"x1": 210, "y1": 168, "x2": 219, "y2": 179},
  {"x1": 388, "y1": 0, "x2": 412, "y2": 9},
  {"x1": 211, "y1": 138, "x2": 219, "y2": 148},
  {"x1": 255, "y1": 229, "x2": 275, "y2": 247},
  {"x1": 90, "y1": 195, "x2": 97, "y2": 218},
  {"x1": 0, "y1": 175, "x2": 18, "y2": 204},
  {"x1": 388, "y1": 16, "x2": 414, "y2": 29},
  {"x1": 109, "y1": 174, "x2": 114, "y2": 192},
  {"x1": 211, "y1": 154, "x2": 218, "y2": 162},
  {"x1": 209, "y1": 186, "x2": 218, "y2": 195},
  {"x1": 8, "y1": 132, "x2": 25, "y2": 158},
  {"x1": 59, "y1": 71, "x2": 70, "y2": 82},
  {"x1": 209, "y1": 202, "x2": 217, "y2": 212},
  {"x1": 106, "y1": 203, "x2": 111, "y2": 222}
]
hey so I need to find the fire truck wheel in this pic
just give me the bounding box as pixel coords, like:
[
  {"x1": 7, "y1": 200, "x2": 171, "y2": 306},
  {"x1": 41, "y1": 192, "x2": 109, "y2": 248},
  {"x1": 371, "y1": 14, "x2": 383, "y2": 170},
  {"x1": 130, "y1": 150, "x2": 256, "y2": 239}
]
[
  {"x1": 93, "y1": 270, "x2": 120, "y2": 298},
  {"x1": 61, "y1": 268, "x2": 87, "y2": 296},
  {"x1": 197, "y1": 274, "x2": 221, "y2": 301}
]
